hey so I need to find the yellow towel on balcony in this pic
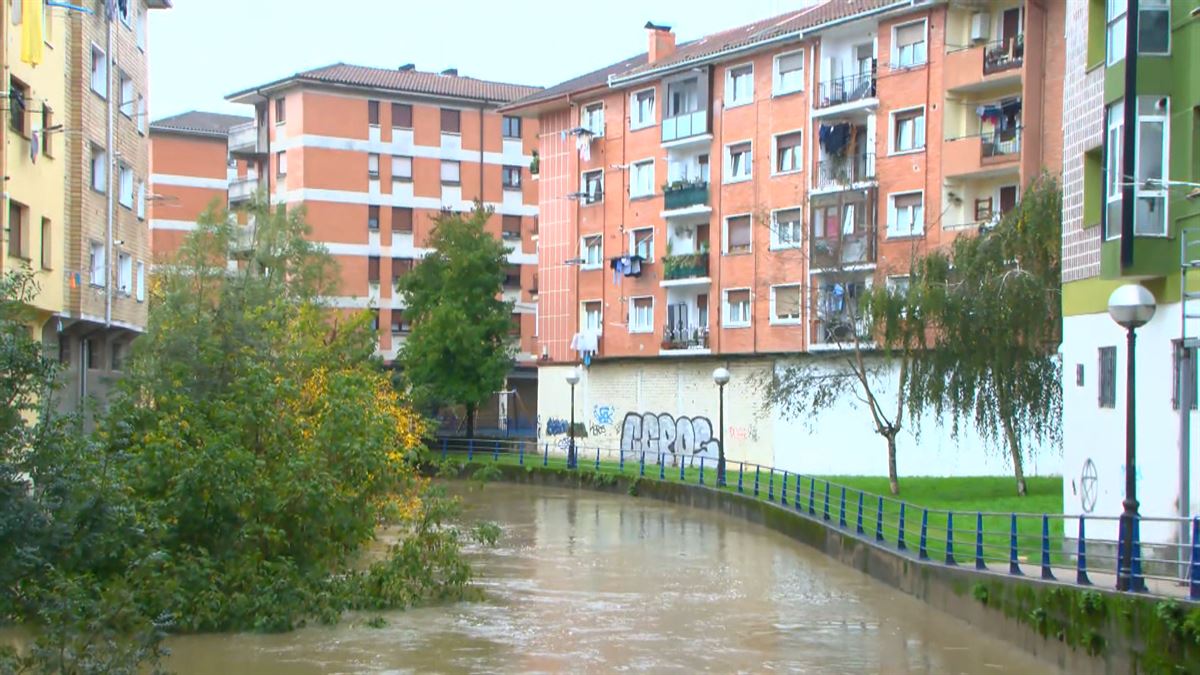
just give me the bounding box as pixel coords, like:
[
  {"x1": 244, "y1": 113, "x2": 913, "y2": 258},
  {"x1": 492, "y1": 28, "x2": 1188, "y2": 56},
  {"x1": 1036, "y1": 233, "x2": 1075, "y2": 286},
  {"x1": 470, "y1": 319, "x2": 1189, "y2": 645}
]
[{"x1": 21, "y1": 0, "x2": 45, "y2": 66}]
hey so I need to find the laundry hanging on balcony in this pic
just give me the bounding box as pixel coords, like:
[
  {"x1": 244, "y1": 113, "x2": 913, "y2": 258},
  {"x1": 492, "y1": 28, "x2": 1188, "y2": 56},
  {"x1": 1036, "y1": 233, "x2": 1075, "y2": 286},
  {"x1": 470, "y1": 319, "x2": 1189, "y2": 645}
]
[
  {"x1": 570, "y1": 330, "x2": 599, "y2": 363},
  {"x1": 818, "y1": 123, "x2": 851, "y2": 156},
  {"x1": 609, "y1": 255, "x2": 644, "y2": 284},
  {"x1": 975, "y1": 98, "x2": 1021, "y2": 129}
]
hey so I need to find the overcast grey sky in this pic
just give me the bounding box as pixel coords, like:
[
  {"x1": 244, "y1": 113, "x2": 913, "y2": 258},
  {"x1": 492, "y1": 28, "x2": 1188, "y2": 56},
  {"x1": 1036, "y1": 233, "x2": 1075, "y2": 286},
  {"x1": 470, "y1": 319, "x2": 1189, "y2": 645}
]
[{"x1": 148, "y1": 0, "x2": 807, "y2": 120}]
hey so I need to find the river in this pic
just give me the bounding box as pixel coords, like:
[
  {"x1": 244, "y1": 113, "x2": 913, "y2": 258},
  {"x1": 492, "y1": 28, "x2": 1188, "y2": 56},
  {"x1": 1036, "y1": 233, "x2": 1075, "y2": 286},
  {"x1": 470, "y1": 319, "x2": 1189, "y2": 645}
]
[{"x1": 165, "y1": 482, "x2": 1058, "y2": 674}]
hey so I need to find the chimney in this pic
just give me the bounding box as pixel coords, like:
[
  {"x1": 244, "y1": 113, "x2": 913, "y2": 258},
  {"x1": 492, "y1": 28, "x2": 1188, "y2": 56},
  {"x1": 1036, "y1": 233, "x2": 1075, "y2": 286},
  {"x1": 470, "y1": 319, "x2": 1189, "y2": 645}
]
[
  {"x1": 440, "y1": 67, "x2": 458, "y2": 77},
  {"x1": 398, "y1": 63, "x2": 415, "y2": 71},
  {"x1": 645, "y1": 21, "x2": 675, "y2": 63}
]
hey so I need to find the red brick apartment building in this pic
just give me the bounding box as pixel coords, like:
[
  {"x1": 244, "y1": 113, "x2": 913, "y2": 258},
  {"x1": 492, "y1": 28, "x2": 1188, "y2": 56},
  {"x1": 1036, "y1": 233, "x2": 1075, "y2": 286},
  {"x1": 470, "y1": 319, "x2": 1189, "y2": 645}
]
[
  {"x1": 145, "y1": 64, "x2": 544, "y2": 433},
  {"x1": 504, "y1": 0, "x2": 1064, "y2": 473}
]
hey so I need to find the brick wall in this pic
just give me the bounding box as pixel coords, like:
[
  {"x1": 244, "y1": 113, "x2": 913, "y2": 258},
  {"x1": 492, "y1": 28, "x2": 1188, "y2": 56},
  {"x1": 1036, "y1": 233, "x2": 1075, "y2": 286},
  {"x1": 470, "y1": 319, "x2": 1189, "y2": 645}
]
[{"x1": 1061, "y1": 0, "x2": 1103, "y2": 284}]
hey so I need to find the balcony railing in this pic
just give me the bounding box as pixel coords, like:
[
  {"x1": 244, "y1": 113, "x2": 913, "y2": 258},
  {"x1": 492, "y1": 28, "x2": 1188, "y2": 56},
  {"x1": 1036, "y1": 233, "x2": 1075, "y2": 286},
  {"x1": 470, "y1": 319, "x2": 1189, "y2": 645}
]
[
  {"x1": 228, "y1": 176, "x2": 258, "y2": 202},
  {"x1": 814, "y1": 315, "x2": 868, "y2": 346},
  {"x1": 662, "y1": 181, "x2": 709, "y2": 211},
  {"x1": 983, "y1": 36, "x2": 1024, "y2": 75},
  {"x1": 810, "y1": 231, "x2": 877, "y2": 270},
  {"x1": 982, "y1": 127, "x2": 1021, "y2": 159},
  {"x1": 662, "y1": 252, "x2": 709, "y2": 281},
  {"x1": 227, "y1": 121, "x2": 263, "y2": 155},
  {"x1": 662, "y1": 324, "x2": 709, "y2": 351},
  {"x1": 816, "y1": 66, "x2": 876, "y2": 109},
  {"x1": 815, "y1": 153, "x2": 876, "y2": 190},
  {"x1": 661, "y1": 110, "x2": 708, "y2": 144}
]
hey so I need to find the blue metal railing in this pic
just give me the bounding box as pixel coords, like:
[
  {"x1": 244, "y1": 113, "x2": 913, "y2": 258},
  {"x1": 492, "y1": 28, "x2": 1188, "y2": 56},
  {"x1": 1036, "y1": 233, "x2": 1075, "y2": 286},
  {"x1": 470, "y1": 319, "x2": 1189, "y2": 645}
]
[{"x1": 433, "y1": 437, "x2": 1200, "y2": 601}]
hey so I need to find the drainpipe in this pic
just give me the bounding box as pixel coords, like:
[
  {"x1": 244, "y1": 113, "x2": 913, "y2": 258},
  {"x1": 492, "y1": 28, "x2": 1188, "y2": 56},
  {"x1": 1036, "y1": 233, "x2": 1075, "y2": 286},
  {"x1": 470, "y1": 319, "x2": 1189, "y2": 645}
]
[
  {"x1": 105, "y1": 7, "x2": 114, "y2": 327},
  {"x1": 478, "y1": 104, "x2": 485, "y2": 201},
  {"x1": 1118, "y1": 0, "x2": 1137, "y2": 268}
]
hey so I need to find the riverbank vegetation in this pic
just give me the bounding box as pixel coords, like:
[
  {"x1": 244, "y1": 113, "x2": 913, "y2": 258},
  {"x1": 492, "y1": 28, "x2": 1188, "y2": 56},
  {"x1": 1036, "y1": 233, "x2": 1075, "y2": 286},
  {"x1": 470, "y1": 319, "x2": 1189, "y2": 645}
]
[{"x1": 0, "y1": 200, "x2": 484, "y2": 673}]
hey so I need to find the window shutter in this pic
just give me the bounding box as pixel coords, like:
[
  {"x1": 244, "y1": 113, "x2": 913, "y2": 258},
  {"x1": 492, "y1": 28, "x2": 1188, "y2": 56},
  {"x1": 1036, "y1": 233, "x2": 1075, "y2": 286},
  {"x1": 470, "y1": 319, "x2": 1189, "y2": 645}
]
[
  {"x1": 776, "y1": 287, "x2": 801, "y2": 317},
  {"x1": 392, "y1": 207, "x2": 413, "y2": 233},
  {"x1": 392, "y1": 103, "x2": 412, "y2": 128},
  {"x1": 778, "y1": 52, "x2": 804, "y2": 73},
  {"x1": 440, "y1": 108, "x2": 460, "y2": 133},
  {"x1": 896, "y1": 22, "x2": 924, "y2": 47},
  {"x1": 729, "y1": 216, "x2": 752, "y2": 249},
  {"x1": 368, "y1": 256, "x2": 380, "y2": 283}
]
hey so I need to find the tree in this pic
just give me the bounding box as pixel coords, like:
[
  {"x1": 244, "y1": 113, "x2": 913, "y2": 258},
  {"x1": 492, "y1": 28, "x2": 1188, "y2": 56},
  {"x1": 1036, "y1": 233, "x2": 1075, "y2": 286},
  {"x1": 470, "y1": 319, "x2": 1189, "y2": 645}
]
[
  {"x1": 397, "y1": 204, "x2": 515, "y2": 437},
  {"x1": 903, "y1": 175, "x2": 1063, "y2": 496}
]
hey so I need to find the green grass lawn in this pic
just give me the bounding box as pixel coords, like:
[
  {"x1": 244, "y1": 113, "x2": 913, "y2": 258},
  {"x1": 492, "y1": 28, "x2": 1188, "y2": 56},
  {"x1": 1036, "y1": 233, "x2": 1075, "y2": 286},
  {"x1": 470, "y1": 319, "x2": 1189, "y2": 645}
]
[{"x1": 819, "y1": 475, "x2": 1062, "y2": 515}]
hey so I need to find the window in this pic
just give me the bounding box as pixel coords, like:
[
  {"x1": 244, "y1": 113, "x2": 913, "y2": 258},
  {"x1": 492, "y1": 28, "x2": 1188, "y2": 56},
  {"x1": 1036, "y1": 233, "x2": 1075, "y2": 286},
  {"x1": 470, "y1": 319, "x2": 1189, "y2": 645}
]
[
  {"x1": 368, "y1": 205, "x2": 380, "y2": 231},
  {"x1": 136, "y1": 95, "x2": 145, "y2": 134},
  {"x1": 441, "y1": 160, "x2": 461, "y2": 184},
  {"x1": 1139, "y1": 1, "x2": 1170, "y2": 55},
  {"x1": 111, "y1": 342, "x2": 125, "y2": 371},
  {"x1": 502, "y1": 165, "x2": 522, "y2": 190},
  {"x1": 9, "y1": 76, "x2": 28, "y2": 135},
  {"x1": 725, "y1": 141, "x2": 752, "y2": 182},
  {"x1": 724, "y1": 289, "x2": 751, "y2": 327},
  {"x1": 39, "y1": 218, "x2": 51, "y2": 270},
  {"x1": 7, "y1": 200, "x2": 27, "y2": 259},
  {"x1": 1106, "y1": 0, "x2": 1126, "y2": 65},
  {"x1": 392, "y1": 207, "x2": 414, "y2": 233},
  {"x1": 119, "y1": 73, "x2": 133, "y2": 117},
  {"x1": 999, "y1": 185, "x2": 1018, "y2": 216},
  {"x1": 502, "y1": 215, "x2": 521, "y2": 240},
  {"x1": 774, "y1": 51, "x2": 804, "y2": 95},
  {"x1": 502, "y1": 115, "x2": 522, "y2": 139},
  {"x1": 41, "y1": 105, "x2": 52, "y2": 154},
  {"x1": 117, "y1": 253, "x2": 132, "y2": 295},
  {"x1": 392, "y1": 258, "x2": 413, "y2": 285},
  {"x1": 630, "y1": 88, "x2": 655, "y2": 129},
  {"x1": 582, "y1": 300, "x2": 603, "y2": 333},
  {"x1": 889, "y1": 192, "x2": 924, "y2": 238},
  {"x1": 83, "y1": 339, "x2": 97, "y2": 371},
  {"x1": 666, "y1": 77, "x2": 700, "y2": 118},
  {"x1": 771, "y1": 284, "x2": 802, "y2": 323},
  {"x1": 891, "y1": 107, "x2": 925, "y2": 153},
  {"x1": 775, "y1": 131, "x2": 802, "y2": 174},
  {"x1": 581, "y1": 102, "x2": 604, "y2": 136},
  {"x1": 1104, "y1": 100, "x2": 1124, "y2": 240},
  {"x1": 118, "y1": 165, "x2": 133, "y2": 209},
  {"x1": 276, "y1": 151, "x2": 287, "y2": 177},
  {"x1": 136, "y1": 7, "x2": 146, "y2": 50},
  {"x1": 975, "y1": 197, "x2": 994, "y2": 222},
  {"x1": 440, "y1": 108, "x2": 461, "y2": 133},
  {"x1": 1098, "y1": 346, "x2": 1116, "y2": 408},
  {"x1": 725, "y1": 215, "x2": 752, "y2": 254},
  {"x1": 631, "y1": 227, "x2": 654, "y2": 261},
  {"x1": 892, "y1": 20, "x2": 927, "y2": 68},
  {"x1": 368, "y1": 153, "x2": 380, "y2": 178},
  {"x1": 392, "y1": 103, "x2": 412, "y2": 128},
  {"x1": 135, "y1": 261, "x2": 145, "y2": 302},
  {"x1": 582, "y1": 234, "x2": 602, "y2": 268},
  {"x1": 391, "y1": 310, "x2": 411, "y2": 334},
  {"x1": 582, "y1": 169, "x2": 603, "y2": 204},
  {"x1": 275, "y1": 98, "x2": 286, "y2": 124},
  {"x1": 629, "y1": 297, "x2": 654, "y2": 333},
  {"x1": 1135, "y1": 96, "x2": 1168, "y2": 236},
  {"x1": 370, "y1": 310, "x2": 381, "y2": 332},
  {"x1": 368, "y1": 100, "x2": 380, "y2": 125},
  {"x1": 368, "y1": 256, "x2": 381, "y2": 284},
  {"x1": 772, "y1": 208, "x2": 803, "y2": 249},
  {"x1": 391, "y1": 155, "x2": 412, "y2": 182},
  {"x1": 725, "y1": 64, "x2": 754, "y2": 107},
  {"x1": 118, "y1": 0, "x2": 131, "y2": 25},
  {"x1": 89, "y1": 241, "x2": 105, "y2": 287},
  {"x1": 91, "y1": 145, "x2": 107, "y2": 193},
  {"x1": 90, "y1": 44, "x2": 107, "y2": 98},
  {"x1": 630, "y1": 159, "x2": 654, "y2": 198},
  {"x1": 697, "y1": 293, "x2": 710, "y2": 328}
]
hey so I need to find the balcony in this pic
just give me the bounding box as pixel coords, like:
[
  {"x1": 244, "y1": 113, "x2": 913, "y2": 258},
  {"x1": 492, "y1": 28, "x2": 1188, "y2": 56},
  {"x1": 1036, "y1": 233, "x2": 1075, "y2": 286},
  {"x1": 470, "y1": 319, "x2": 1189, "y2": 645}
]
[
  {"x1": 660, "y1": 324, "x2": 709, "y2": 356},
  {"x1": 660, "y1": 252, "x2": 710, "y2": 287},
  {"x1": 662, "y1": 180, "x2": 709, "y2": 213},
  {"x1": 661, "y1": 110, "x2": 709, "y2": 146},
  {"x1": 227, "y1": 121, "x2": 265, "y2": 157},
  {"x1": 228, "y1": 176, "x2": 258, "y2": 203},
  {"x1": 814, "y1": 153, "x2": 875, "y2": 191},
  {"x1": 945, "y1": 38, "x2": 1024, "y2": 92},
  {"x1": 812, "y1": 276, "x2": 870, "y2": 348},
  {"x1": 943, "y1": 129, "x2": 1021, "y2": 178},
  {"x1": 815, "y1": 68, "x2": 876, "y2": 110},
  {"x1": 983, "y1": 36, "x2": 1024, "y2": 75},
  {"x1": 810, "y1": 232, "x2": 876, "y2": 271}
]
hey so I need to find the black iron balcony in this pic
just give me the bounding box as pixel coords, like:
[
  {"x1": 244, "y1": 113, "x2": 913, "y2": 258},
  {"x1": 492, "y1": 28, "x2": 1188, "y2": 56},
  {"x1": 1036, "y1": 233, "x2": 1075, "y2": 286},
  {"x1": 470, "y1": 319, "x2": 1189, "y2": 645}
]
[
  {"x1": 816, "y1": 66, "x2": 876, "y2": 109},
  {"x1": 662, "y1": 180, "x2": 709, "y2": 211},
  {"x1": 815, "y1": 153, "x2": 875, "y2": 190},
  {"x1": 661, "y1": 324, "x2": 709, "y2": 351},
  {"x1": 983, "y1": 36, "x2": 1024, "y2": 75}
]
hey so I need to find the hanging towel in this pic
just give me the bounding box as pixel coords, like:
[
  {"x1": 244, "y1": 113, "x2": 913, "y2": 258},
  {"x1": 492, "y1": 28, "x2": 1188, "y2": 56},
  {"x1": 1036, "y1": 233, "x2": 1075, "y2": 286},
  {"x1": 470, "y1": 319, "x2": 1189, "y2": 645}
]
[
  {"x1": 30, "y1": 130, "x2": 39, "y2": 163},
  {"x1": 21, "y1": 0, "x2": 44, "y2": 66},
  {"x1": 576, "y1": 132, "x2": 591, "y2": 162},
  {"x1": 821, "y1": 123, "x2": 851, "y2": 156}
]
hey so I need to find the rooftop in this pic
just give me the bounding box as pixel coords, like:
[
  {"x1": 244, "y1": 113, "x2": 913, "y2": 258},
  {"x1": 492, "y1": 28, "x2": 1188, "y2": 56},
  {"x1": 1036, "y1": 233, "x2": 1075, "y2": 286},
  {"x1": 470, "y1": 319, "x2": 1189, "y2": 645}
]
[{"x1": 149, "y1": 110, "x2": 252, "y2": 138}]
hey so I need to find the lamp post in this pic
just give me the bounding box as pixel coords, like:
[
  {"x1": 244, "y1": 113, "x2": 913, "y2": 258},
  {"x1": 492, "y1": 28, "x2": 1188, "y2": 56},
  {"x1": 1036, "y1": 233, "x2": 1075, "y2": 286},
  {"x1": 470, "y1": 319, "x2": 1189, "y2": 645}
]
[
  {"x1": 713, "y1": 367, "x2": 731, "y2": 486},
  {"x1": 1107, "y1": 283, "x2": 1156, "y2": 591},
  {"x1": 565, "y1": 367, "x2": 580, "y2": 469}
]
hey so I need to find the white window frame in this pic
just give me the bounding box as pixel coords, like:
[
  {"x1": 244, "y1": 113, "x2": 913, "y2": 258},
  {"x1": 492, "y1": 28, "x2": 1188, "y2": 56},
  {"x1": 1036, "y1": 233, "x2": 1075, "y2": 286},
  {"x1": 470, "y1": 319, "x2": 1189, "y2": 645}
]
[
  {"x1": 89, "y1": 241, "x2": 106, "y2": 287},
  {"x1": 117, "y1": 252, "x2": 132, "y2": 296},
  {"x1": 368, "y1": 153, "x2": 380, "y2": 178},
  {"x1": 891, "y1": 19, "x2": 928, "y2": 69},
  {"x1": 118, "y1": 0, "x2": 131, "y2": 26},
  {"x1": 887, "y1": 190, "x2": 925, "y2": 239},
  {"x1": 118, "y1": 164, "x2": 133, "y2": 209},
  {"x1": 1134, "y1": 96, "x2": 1169, "y2": 237},
  {"x1": 119, "y1": 74, "x2": 134, "y2": 117},
  {"x1": 724, "y1": 62, "x2": 754, "y2": 108},
  {"x1": 502, "y1": 165, "x2": 522, "y2": 190},
  {"x1": 1106, "y1": 0, "x2": 1127, "y2": 66},
  {"x1": 772, "y1": 129, "x2": 803, "y2": 176},
  {"x1": 581, "y1": 101, "x2": 605, "y2": 137},
  {"x1": 391, "y1": 155, "x2": 412, "y2": 182},
  {"x1": 628, "y1": 296, "x2": 654, "y2": 334},
  {"x1": 440, "y1": 160, "x2": 460, "y2": 185},
  {"x1": 889, "y1": 106, "x2": 926, "y2": 155},
  {"x1": 136, "y1": 180, "x2": 145, "y2": 220},
  {"x1": 629, "y1": 158, "x2": 655, "y2": 198},
  {"x1": 276, "y1": 150, "x2": 288, "y2": 177},
  {"x1": 135, "y1": 7, "x2": 147, "y2": 51},
  {"x1": 581, "y1": 300, "x2": 603, "y2": 334},
  {"x1": 723, "y1": 213, "x2": 753, "y2": 255},
  {"x1": 135, "y1": 261, "x2": 145, "y2": 302},
  {"x1": 136, "y1": 95, "x2": 145, "y2": 134},
  {"x1": 581, "y1": 169, "x2": 604, "y2": 204},
  {"x1": 724, "y1": 140, "x2": 753, "y2": 184},
  {"x1": 773, "y1": 50, "x2": 805, "y2": 96},
  {"x1": 581, "y1": 234, "x2": 603, "y2": 269},
  {"x1": 723, "y1": 288, "x2": 752, "y2": 328},
  {"x1": 769, "y1": 284, "x2": 803, "y2": 325},
  {"x1": 1104, "y1": 100, "x2": 1124, "y2": 241},
  {"x1": 629, "y1": 226, "x2": 655, "y2": 261},
  {"x1": 1137, "y1": 0, "x2": 1170, "y2": 56},
  {"x1": 90, "y1": 44, "x2": 107, "y2": 98},
  {"x1": 770, "y1": 206, "x2": 803, "y2": 250},
  {"x1": 630, "y1": 87, "x2": 656, "y2": 130},
  {"x1": 90, "y1": 145, "x2": 107, "y2": 193}
]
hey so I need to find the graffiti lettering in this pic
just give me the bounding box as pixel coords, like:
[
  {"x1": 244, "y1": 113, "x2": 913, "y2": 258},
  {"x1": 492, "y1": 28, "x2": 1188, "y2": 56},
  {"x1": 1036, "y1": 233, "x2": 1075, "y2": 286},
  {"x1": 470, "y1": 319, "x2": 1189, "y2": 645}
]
[
  {"x1": 593, "y1": 404, "x2": 616, "y2": 426},
  {"x1": 546, "y1": 418, "x2": 569, "y2": 435},
  {"x1": 588, "y1": 423, "x2": 608, "y2": 437},
  {"x1": 726, "y1": 426, "x2": 758, "y2": 442},
  {"x1": 619, "y1": 412, "x2": 719, "y2": 459}
]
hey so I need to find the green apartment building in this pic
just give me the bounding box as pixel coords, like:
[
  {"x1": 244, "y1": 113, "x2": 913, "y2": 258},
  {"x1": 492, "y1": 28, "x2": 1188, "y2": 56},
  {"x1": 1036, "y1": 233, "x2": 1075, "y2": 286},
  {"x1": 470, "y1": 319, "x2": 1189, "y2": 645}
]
[{"x1": 1061, "y1": 0, "x2": 1200, "y2": 544}]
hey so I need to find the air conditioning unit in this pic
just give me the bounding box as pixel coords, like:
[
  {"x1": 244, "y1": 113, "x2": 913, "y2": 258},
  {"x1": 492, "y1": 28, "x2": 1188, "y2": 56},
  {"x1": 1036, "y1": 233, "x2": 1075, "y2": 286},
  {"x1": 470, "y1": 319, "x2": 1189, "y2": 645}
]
[{"x1": 969, "y1": 13, "x2": 991, "y2": 43}]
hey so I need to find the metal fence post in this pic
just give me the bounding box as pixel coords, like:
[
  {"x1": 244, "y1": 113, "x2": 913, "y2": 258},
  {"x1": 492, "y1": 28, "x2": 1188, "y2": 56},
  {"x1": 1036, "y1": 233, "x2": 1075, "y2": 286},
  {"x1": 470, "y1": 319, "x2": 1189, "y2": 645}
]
[
  {"x1": 1190, "y1": 518, "x2": 1200, "y2": 601},
  {"x1": 839, "y1": 487, "x2": 847, "y2": 529},
  {"x1": 808, "y1": 477, "x2": 816, "y2": 516},
  {"x1": 975, "y1": 512, "x2": 986, "y2": 571},
  {"x1": 794, "y1": 474, "x2": 802, "y2": 511},
  {"x1": 619, "y1": 450, "x2": 625, "y2": 473},
  {"x1": 875, "y1": 497, "x2": 884, "y2": 542},
  {"x1": 468, "y1": 438, "x2": 474, "y2": 462},
  {"x1": 918, "y1": 509, "x2": 929, "y2": 560},
  {"x1": 699, "y1": 457, "x2": 706, "y2": 486},
  {"x1": 1040, "y1": 515, "x2": 1055, "y2": 580},
  {"x1": 679, "y1": 457, "x2": 686, "y2": 482},
  {"x1": 945, "y1": 512, "x2": 957, "y2": 566},
  {"x1": 823, "y1": 482, "x2": 831, "y2": 522},
  {"x1": 1076, "y1": 516, "x2": 1092, "y2": 585},
  {"x1": 780, "y1": 472, "x2": 788, "y2": 506},
  {"x1": 1009, "y1": 514, "x2": 1023, "y2": 576},
  {"x1": 543, "y1": 442, "x2": 549, "y2": 467},
  {"x1": 737, "y1": 462, "x2": 744, "y2": 493},
  {"x1": 1131, "y1": 516, "x2": 1146, "y2": 592},
  {"x1": 640, "y1": 451, "x2": 646, "y2": 477},
  {"x1": 493, "y1": 440, "x2": 500, "y2": 462},
  {"x1": 659, "y1": 453, "x2": 666, "y2": 481},
  {"x1": 897, "y1": 503, "x2": 908, "y2": 551},
  {"x1": 856, "y1": 491, "x2": 865, "y2": 535},
  {"x1": 519, "y1": 442, "x2": 524, "y2": 466},
  {"x1": 768, "y1": 470, "x2": 775, "y2": 502},
  {"x1": 753, "y1": 466, "x2": 760, "y2": 497},
  {"x1": 441, "y1": 437, "x2": 447, "y2": 460},
  {"x1": 595, "y1": 447, "x2": 600, "y2": 471}
]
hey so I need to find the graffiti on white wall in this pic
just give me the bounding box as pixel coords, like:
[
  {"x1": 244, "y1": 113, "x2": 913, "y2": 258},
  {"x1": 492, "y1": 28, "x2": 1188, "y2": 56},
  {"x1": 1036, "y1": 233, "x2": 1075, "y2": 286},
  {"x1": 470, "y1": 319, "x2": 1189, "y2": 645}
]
[{"x1": 619, "y1": 412, "x2": 719, "y2": 459}]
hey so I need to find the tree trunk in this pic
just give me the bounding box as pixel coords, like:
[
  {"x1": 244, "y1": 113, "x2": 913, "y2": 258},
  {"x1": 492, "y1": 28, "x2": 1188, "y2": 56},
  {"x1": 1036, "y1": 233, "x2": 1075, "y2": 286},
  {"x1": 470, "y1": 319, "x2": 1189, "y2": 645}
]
[
  {"x1": 1001, "y1": 413, "x2": 1027, "y2": 496},
  {"x1": 466, "y1": 404, "x2": 476, "y2": 439},
  {"x1": 886, "y1": 432, "x2": 900, "y2": 495}
]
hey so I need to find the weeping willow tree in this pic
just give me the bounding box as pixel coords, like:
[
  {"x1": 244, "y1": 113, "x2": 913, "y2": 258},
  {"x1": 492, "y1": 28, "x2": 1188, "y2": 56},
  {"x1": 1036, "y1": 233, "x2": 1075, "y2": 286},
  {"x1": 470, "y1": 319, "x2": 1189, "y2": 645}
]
[{"x1": 905, "y1": 175, "x2": 1063, "y2": 496}]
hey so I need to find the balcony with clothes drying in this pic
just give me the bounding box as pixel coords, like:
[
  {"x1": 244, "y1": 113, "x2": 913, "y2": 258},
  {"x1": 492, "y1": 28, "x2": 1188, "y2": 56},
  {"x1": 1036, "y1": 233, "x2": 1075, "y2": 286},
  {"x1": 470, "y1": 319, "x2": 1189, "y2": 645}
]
[
  {"x1": 809, "y1": 189, "x2": 877, "y2": 272},
  {"x1": 944, "y1": 3, "x2": 1025, "y2": 93},
  {"x1": 943, "y1": 96, "x2": 1022, "y2": 180},
  {"x1": 660, "y1": 288, "x2": 711, "y2": 356},
  {"x1": 813, "y1": 121, "x2": 875, "y2": 194},
  {"x1": 810, "y1": 273, "x2": 871, "y2": 349}
]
